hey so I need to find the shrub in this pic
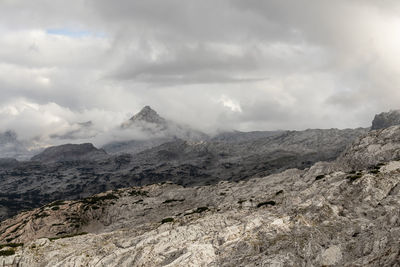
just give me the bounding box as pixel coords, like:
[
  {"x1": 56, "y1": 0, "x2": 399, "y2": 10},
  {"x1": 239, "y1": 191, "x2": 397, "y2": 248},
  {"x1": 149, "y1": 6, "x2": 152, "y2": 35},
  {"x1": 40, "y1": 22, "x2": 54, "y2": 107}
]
[{"x1": 0, "y1": 249, "x2": 15, "y2": 256}]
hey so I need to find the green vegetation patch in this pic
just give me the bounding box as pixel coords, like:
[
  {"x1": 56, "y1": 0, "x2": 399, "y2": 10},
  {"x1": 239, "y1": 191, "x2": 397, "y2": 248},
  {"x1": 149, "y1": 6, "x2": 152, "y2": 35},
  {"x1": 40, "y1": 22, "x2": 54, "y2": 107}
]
[
  {"x1": 0, "y1": 249, "x2": 15, "y2": 256},
  {"x1": 82, "y1": 193, "x2": 119, "y2": 205},
  {"x1": 0, "y1": 243, "x2": 23, "y2": 249},
  {"x1": 49, "y1": 232, "x2": 88, "y2": 241},
  {"x1": 128, "y1": 189, "x2": 149, "y2": 197}
]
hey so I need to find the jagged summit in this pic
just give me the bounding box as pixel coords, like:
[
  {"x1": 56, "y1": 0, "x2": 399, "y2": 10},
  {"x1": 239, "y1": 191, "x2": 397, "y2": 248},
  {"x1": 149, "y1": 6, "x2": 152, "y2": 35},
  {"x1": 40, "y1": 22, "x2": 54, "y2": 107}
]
[
  {"x1": 371, "y1": 109, "x2": 400, "y2": 130},
  {"x1": 122, "y1": 106, "x2": 166, "y2": 128}
]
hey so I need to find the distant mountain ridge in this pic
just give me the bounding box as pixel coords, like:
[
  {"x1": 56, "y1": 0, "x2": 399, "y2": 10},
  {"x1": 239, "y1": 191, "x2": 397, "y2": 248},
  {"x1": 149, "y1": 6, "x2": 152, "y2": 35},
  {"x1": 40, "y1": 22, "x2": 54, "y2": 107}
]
[{"x1": 31, "y1": 143, "x2": 108, "y2": 163}]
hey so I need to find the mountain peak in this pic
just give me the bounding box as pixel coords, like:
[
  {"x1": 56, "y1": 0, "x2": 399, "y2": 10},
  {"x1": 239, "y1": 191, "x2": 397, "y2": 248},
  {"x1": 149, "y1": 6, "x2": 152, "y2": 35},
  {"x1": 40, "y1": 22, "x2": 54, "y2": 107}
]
[{"x1": 122, "y1": 106, "x2": 167, "y2": 128}]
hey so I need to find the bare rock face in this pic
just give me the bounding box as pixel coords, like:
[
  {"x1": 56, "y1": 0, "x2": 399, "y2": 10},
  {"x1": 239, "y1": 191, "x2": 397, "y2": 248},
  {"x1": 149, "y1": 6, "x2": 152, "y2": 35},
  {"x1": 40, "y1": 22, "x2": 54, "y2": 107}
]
[
  {"x1": 123, "y1": 105, "x2": 167, "y2": 126},
  {"x1": 1, "y1": 159, "x2": 400, "y2": 266},
  {"x1": 31, "y1": 143, "x2": 107, "y2": 163},
  {"x1": 337, "y1": 125, "x2": 400, "y2": 170},
  {"x1": 371, "y1": 109, "x2": 400, "y2": 130}
]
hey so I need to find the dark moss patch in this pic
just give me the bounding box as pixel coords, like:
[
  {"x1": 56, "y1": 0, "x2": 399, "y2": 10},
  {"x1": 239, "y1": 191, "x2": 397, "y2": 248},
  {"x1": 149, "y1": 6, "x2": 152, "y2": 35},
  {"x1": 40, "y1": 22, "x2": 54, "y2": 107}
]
[
  {"x1": 0, "y1": 243, "x2": 23, "y2": 249},
  {"x1": 347, "y1": 174, "x2": 362, "y2": 182},
  {"x1": 0, "y1": 249, "x2": 15, "y2": 256},
  {"x1": 49, "y1": 232, "x2": 88, "y2": 241},
  {"x1": 47, "y1": 200, "x2": 65, "y2": 207},
  {"x1": 257, "y1": 201, "x2": 276, "y2": 208},
  {"x1": 237, "y1": 199, "x2": 246, "y2": 204},
  {"x1": 34, "y1": 212, "x2": 49, "y2": 219},
  {"x1": 185, "y1": 207, "x2": 209, "y2": 216},
  {"x1": 128, "y1": 189, "x2": 148, "y2": 197},
  {"x1": 163, "y1": 199, "x2": 185, "y2": 204},
  {"x1": 82, "y1": 193, "x2": 119, "y2": 205},
  {"x1": 161, "y1": 218, "x2": 174, "y2": 224}
]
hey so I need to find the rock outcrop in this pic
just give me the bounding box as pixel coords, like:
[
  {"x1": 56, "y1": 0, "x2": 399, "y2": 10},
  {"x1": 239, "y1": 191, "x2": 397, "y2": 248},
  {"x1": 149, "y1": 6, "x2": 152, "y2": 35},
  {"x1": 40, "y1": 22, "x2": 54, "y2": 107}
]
[
  {"x1": 371, "y1": 109, "x2": 400, "y2": 130},
  {"x1": 337, "y1": 125, "x2": 400, "y2": 170}
]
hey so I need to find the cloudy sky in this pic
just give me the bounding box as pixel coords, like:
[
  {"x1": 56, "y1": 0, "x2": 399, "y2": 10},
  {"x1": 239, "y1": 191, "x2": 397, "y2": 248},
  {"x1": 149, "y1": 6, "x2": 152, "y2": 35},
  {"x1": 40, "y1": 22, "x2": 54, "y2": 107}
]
[{"x1": 1, "y1": 0, "x2": 400, "y2": 141}]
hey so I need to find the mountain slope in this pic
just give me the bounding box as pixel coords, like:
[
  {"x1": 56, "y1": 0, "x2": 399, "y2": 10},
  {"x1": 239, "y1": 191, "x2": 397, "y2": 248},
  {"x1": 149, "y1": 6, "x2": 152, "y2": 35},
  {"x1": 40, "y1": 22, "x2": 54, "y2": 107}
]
[
  {"x1": 1, "y1": 158, "x2": 400, "y2": 266},
  {"x1": 0, "y1": 127, "x2": 367, "y2": 221}
]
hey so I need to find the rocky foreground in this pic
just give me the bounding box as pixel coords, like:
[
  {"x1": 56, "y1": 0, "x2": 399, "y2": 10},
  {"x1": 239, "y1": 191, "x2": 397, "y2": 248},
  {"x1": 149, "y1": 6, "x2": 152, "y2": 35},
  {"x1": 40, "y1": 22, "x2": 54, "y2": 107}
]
[{"x1": 1, "y1": 126, "x2": 400, "y2": 266}]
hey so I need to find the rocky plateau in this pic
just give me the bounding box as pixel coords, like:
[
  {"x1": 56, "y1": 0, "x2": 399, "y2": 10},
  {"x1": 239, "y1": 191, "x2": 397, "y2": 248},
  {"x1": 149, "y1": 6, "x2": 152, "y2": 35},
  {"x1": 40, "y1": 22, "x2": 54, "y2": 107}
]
[{"x1": 0, "y1": 109, "x2": 400, "y2": 266}]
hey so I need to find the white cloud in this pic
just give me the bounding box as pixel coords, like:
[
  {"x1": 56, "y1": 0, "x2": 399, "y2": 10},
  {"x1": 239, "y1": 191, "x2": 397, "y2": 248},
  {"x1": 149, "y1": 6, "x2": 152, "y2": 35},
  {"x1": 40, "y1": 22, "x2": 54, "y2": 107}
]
[{"x1": 1, "y1": 0, "x2": 400, "y2": 143}]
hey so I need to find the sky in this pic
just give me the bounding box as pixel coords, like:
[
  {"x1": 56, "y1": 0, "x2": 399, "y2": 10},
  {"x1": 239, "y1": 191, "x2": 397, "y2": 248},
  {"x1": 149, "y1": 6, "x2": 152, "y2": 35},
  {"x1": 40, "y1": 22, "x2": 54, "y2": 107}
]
[{"x1": 1, "y1": 0, "x2": 400, "y2": 143}]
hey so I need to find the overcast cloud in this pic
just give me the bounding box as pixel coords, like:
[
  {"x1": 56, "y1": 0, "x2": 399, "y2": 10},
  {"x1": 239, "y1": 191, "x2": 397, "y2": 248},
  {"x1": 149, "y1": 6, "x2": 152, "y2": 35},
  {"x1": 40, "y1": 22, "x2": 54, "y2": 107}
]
[{"x1": 1, "y1": 0, "x2": 400, "y2": 144}]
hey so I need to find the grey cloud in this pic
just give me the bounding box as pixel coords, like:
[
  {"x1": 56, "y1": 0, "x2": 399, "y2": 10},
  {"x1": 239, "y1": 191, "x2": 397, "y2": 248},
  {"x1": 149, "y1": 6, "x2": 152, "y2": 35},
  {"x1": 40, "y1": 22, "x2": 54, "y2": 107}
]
[{"x1": 1, "y1": 0, "x2": 400, "y2": 144}]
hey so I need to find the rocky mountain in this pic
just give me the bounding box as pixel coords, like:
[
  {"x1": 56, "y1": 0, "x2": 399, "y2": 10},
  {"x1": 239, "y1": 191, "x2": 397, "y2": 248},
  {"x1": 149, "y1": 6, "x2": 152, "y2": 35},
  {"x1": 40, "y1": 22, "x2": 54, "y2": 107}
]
[
  {"x1": 1, "y1": 111, "x2": 400, "y2": 265},
  {"x1": 31, "y1": 143, "x2": 108, "y2": 163},
  {"x1": 371, "y1": 109, "x2": 400, "y2": 130},
  {"x1": 1, "y1": 149, "x2": 400, "y2": 265},
  {"x1": 103, "y1": 106, "x2": 208, "y2": 155},
  {"x1": 121, "y1": 105, "x2": 167, "y2": 128},
  {"x1": 0, "y1": 126, "x2": 366, "y2": 222},
  {"x1": 338, "y1": 124, "x2": 400, "y2": 171}
]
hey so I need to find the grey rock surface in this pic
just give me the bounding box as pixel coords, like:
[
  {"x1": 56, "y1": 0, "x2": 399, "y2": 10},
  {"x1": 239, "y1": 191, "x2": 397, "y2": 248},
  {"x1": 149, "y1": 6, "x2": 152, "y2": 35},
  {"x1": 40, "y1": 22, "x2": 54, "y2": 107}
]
[
  {"x1": 371, "y1": 109, "x2": 400, "y2": 130},
  {"x1": 31, "y1": 143, "x2": 108, "y2": 163},
  {"x1": 1, "y1": 159, "x2": 400, "y2": 266},
  {"x1": 338, "y1": 125, "x2": 400, "y2": 170},
  {"x1": 0, "y1": 127, "x2": 366, "y2": 221}
]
